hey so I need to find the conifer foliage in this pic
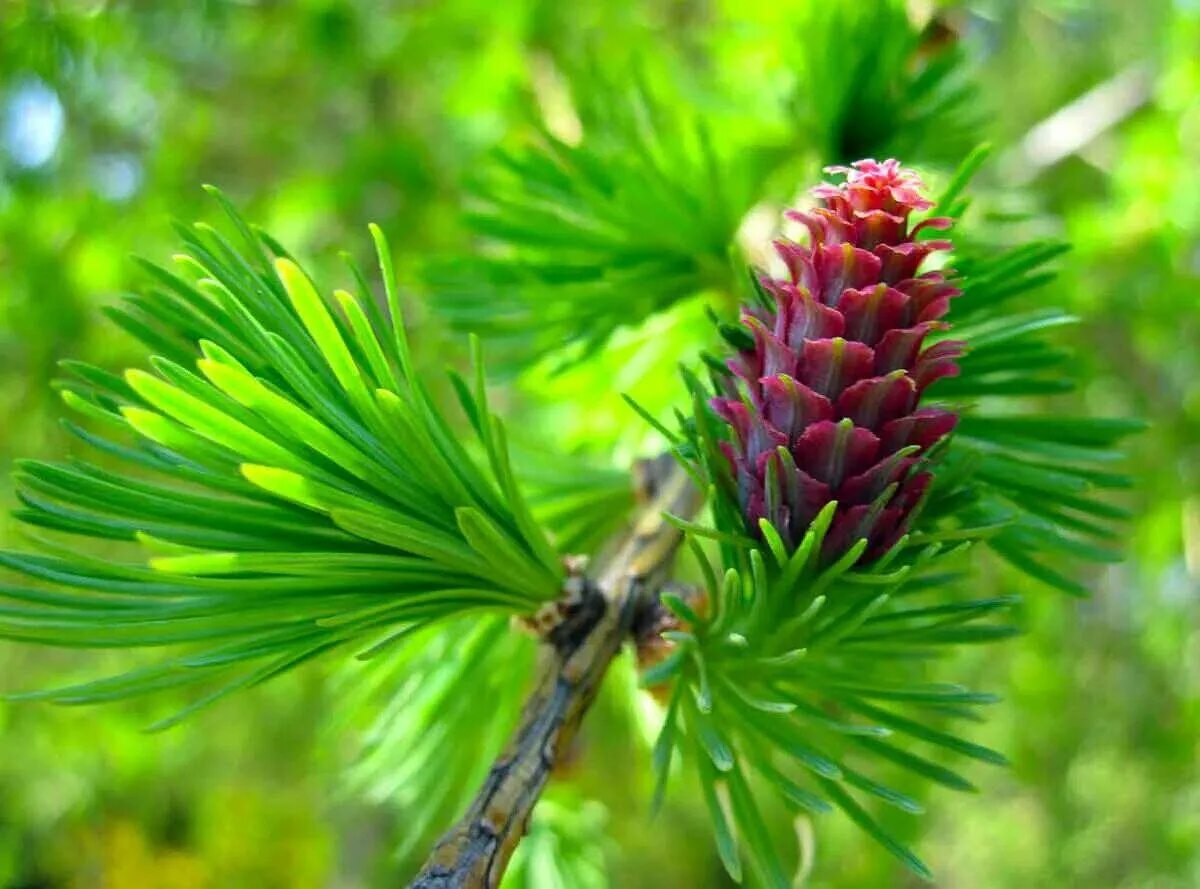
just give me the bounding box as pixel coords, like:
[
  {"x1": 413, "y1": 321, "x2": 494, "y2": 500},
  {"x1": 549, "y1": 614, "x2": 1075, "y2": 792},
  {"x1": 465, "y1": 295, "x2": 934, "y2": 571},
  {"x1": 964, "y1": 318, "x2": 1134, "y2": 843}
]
[
  {"x1": 641, "y1": 155, "x2": 1144, "y2": 884},
  {"x1": 0, "y1": 213, "x2": 564, "y2": 729},
  {"x1": 0, "y1": 8, "x2": 1142, "y2": 885}
]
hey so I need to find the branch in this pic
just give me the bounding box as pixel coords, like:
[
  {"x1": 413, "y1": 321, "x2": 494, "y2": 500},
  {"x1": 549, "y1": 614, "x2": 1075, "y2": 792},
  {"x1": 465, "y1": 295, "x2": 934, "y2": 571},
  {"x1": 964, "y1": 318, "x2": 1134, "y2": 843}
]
[
  {"x1": 408, "y1": 456, "x2": 700, "y2": 888},
  {"x1": 1006, "y1": 62, "x2": 1154, "y2": 181}
]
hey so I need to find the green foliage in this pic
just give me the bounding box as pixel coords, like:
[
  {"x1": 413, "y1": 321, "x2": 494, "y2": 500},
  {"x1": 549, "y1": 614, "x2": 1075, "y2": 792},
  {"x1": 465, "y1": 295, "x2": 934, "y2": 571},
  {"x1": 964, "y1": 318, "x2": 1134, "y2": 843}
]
[
  {"x1": 788, "y1": 0, "x2": 982, "y2": 166},
  {"x1": 643, "y1": 151, "x2": 1141, "y2": 882},
  {"x1": 930, "y1": 164, "x2": 1145, "y2": 595},
  {"x1": 0, "y1": 28, "x2": 1143, "y2": 889},
  {"x1": 425, "y1": 69, "x2": 760, "y2": 371},
  {"x1": 330, "y1": 616, "x2": 536, "y2": 857},
  {"x1": 659, "y1": 375, "x2": 1015, "y2": 880},
  {"x1": 504, "y1": 795, "x2": 612, "y2": 889},
  {"x1": 2, "y1": 2, "x2": 1190, "y2": 887},
  {"x1": 320, "y1": 448, "x2": 634, "y2": 868},
  {"x1": 0, "y1": 196, "x2": 563, "y2": 726},
  {"x1": 647, "y1": 513, "x2": 1013, "y2": 883},
  {"x1": 516, "y1": 447, "x2": 637, "y2": 555}
]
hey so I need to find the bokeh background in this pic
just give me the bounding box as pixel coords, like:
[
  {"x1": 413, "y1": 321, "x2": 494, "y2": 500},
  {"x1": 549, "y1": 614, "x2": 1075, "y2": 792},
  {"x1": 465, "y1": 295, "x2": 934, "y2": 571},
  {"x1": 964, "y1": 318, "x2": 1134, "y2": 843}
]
[{"x1": 1, "y1": 1, "x2": 1197, "y2": 887}]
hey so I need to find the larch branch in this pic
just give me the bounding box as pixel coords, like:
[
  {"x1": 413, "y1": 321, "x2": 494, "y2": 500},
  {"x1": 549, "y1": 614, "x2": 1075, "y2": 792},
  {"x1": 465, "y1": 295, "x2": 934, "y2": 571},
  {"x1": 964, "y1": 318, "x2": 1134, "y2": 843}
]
[{"x1": 408, "y1": 456, "x2": 699, "y2": 888}]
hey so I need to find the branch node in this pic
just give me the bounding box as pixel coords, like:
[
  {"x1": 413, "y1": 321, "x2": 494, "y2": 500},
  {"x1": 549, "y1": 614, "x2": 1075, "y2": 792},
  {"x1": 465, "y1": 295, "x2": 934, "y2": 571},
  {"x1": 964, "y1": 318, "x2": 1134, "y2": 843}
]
[
  {"x1": 633, "y1": 581, "x2": 705, "y2": 693},
  {"x1": 512, "y1": 557, "x2": 602, "y2": 648}
]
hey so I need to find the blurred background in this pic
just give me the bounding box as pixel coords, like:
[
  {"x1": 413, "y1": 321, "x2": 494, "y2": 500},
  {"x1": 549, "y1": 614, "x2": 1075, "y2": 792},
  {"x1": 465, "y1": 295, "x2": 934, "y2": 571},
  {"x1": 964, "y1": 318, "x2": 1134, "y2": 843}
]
[{"x1": 0, "y1": 0, "x2": 1197, "y2": 886}]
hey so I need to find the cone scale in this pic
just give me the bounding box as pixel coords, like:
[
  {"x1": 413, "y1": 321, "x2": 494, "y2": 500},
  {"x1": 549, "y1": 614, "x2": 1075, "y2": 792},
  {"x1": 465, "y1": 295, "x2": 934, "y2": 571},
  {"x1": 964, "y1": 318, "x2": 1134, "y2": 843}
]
[{"x1": 714, "y1": 159, "x2": 963, "y2": 561}]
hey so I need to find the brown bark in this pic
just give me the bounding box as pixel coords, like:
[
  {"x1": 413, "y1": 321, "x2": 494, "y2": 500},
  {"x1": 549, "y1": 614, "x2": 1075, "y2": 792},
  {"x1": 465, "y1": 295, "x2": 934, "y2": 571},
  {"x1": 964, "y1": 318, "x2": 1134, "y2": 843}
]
[{"x1": 408, "y1": 458, "x2": 698, "y2": 888}]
